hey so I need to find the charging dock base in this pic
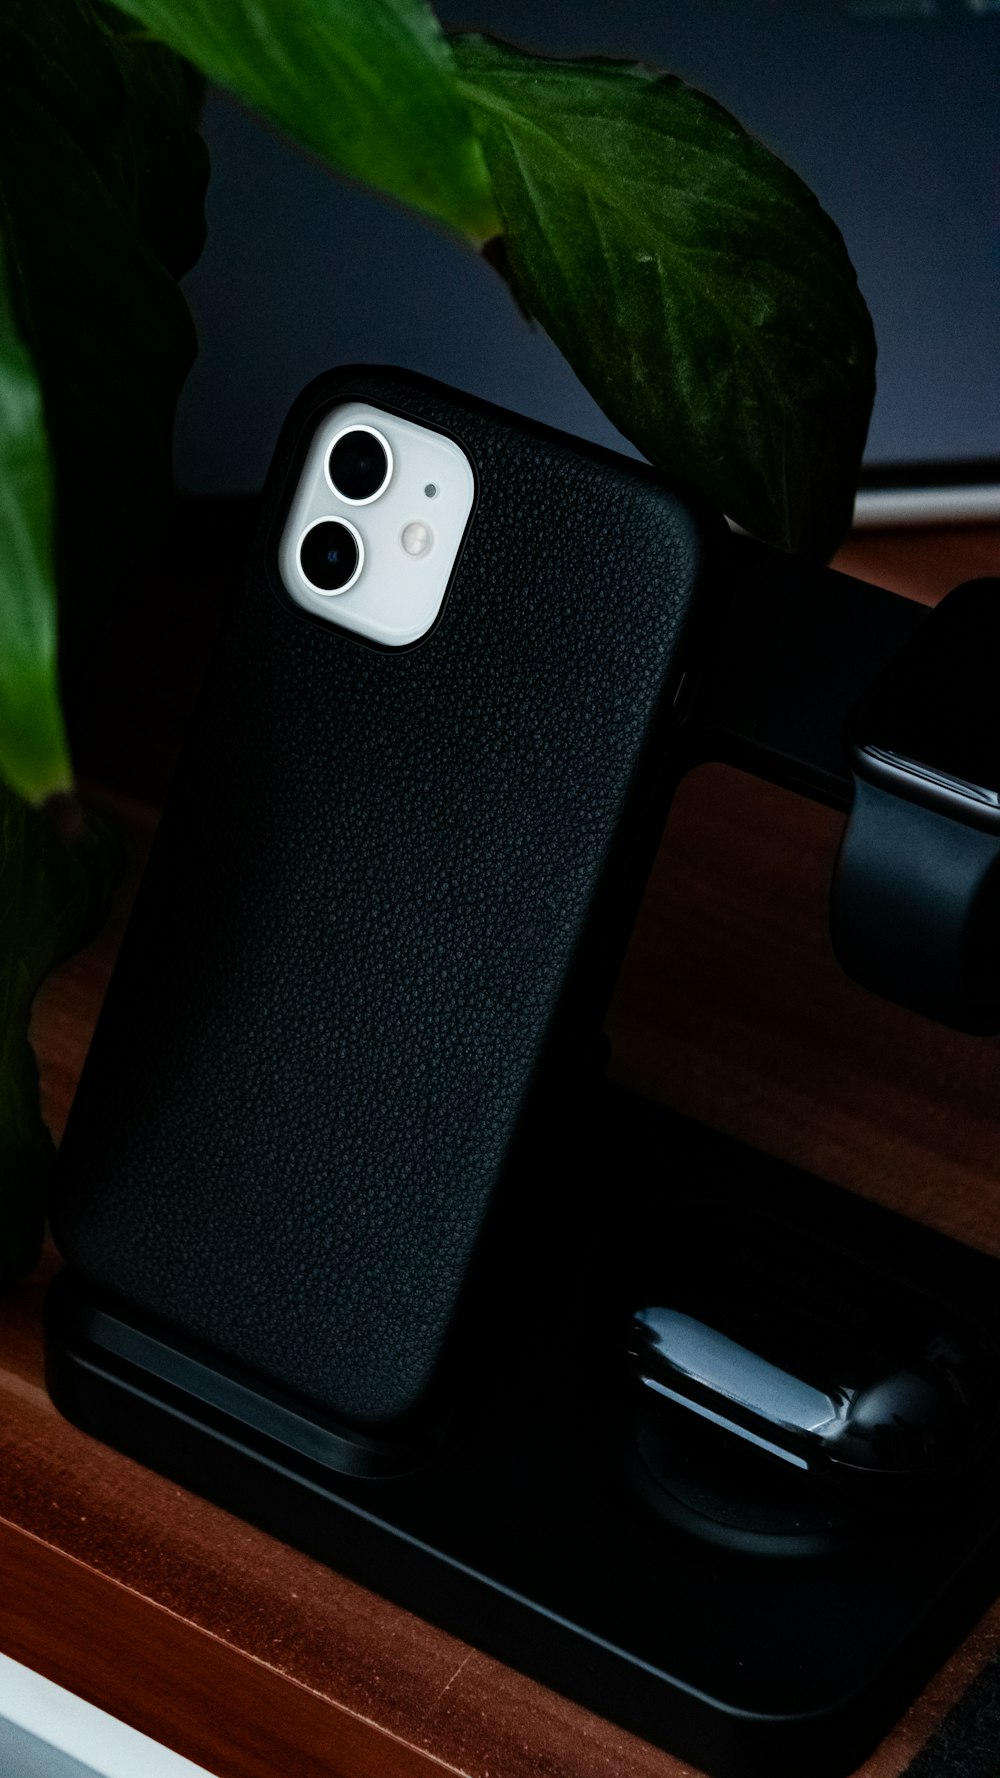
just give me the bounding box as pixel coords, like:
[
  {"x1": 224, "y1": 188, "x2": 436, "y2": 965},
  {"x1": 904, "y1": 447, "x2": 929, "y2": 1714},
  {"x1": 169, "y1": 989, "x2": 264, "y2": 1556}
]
[{"x1": 44, "y1": 1087, "x2": 1000, "y2": 1778}]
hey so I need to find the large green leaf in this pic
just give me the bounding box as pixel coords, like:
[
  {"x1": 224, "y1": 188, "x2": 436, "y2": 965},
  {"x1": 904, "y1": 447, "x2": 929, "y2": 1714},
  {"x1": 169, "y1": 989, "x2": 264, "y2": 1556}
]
[
  {"x1": 455, "y1": 37, "x2": 876, "y2": 556},
  {"x1": 0, "y1": 229, "x2": 69, "y2": 805},
  {"x1": 113, "y1": 0, "x2": 499, "y2": 242},
  {"x1": 0, "y1": 787, "x2": 118, "y2": 1279},
  {"x1": 0, "y1": 0, "x2": 209, "y2": 670}
]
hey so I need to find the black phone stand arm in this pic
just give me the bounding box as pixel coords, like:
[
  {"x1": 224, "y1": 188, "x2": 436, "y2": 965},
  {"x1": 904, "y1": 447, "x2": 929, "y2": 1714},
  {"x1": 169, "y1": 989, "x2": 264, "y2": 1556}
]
[
  {"x1": 685, "y1": 541, "x2": 1000, "y2": 1033},
  {"x1": 830, "y1": 577, "x2": 1000, "y2": 1031},
  {"x1": 681, "y1": 535, "x2": 929, "y2": 807}
]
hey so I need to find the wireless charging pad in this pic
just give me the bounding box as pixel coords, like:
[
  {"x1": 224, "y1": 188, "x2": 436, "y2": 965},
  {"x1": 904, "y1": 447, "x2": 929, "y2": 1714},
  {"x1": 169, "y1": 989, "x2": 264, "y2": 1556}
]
[{"x1": 44, "y1": 1085, "x2": 1000, "y2": 1778}]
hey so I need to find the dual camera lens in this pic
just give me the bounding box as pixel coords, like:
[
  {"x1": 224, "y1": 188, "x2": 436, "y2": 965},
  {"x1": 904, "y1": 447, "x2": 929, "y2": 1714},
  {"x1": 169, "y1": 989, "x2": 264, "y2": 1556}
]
[{"x1": 299, "y1": 427, "x2": 391, "y2": 594}]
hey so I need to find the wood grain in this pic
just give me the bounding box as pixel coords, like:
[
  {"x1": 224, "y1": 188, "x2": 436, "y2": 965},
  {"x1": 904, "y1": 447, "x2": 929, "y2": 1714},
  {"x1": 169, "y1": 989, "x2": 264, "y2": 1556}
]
[
  {"x1": 834, "y1": 523, "x2": 1000, "y2": 606},
  {"x1": 0, "y1": 1519, "x2": 455, "y2": 1778},
  {"x1": 3, "y1": 522, "x2": 999, "y2": 1778}
]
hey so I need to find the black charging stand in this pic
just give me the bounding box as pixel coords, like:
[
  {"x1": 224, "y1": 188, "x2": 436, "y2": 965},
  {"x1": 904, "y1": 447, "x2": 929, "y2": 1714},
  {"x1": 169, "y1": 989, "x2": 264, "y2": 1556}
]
[{"x1": 45, "y1": 542, "x2": 1000, "y2": 1778}]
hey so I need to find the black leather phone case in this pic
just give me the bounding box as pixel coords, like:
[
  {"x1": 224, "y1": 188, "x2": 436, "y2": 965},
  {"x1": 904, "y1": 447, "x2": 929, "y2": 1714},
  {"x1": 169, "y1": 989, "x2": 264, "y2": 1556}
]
[{"x1": 51, "y1": 367, "x2": 722, "y2": 1437}]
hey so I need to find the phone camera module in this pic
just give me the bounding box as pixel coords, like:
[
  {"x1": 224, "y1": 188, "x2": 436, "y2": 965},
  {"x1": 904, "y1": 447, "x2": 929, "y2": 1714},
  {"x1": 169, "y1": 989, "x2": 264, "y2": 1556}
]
[
  {"x1": 299, "y1": 518, "x2": 362, "y2": 593},
  {"x1": 327, "y1": 427, "x2": 391, "y2": 503}
]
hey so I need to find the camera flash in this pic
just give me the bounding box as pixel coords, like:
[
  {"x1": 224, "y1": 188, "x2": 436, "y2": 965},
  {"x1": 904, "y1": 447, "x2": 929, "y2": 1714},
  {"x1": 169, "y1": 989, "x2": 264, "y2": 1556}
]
[{"x1": 401, "y1": 521, "x2": 433, "y2": 558}]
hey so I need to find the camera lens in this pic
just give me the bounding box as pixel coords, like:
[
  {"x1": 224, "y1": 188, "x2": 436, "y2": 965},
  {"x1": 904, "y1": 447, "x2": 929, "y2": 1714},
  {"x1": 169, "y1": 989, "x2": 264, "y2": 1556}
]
[
  {"x1": 299, "y1": 519, "x2": 360, "y2": 592},
  {"x1": 328, "y1": 428, "x2": 390, "y2": 502}
]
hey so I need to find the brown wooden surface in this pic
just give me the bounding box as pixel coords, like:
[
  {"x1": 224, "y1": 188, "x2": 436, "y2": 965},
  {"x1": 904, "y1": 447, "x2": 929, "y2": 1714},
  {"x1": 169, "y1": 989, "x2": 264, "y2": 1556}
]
[{"x1": 3, "y1": 521, "x2": 1000, "y2": 1778}]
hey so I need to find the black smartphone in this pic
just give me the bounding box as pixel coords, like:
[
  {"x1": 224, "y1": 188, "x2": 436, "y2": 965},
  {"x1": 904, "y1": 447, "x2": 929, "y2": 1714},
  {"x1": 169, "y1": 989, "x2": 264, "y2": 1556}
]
[{"x1": 50, "y1": 366, "x2": 725, "y2": 1455}]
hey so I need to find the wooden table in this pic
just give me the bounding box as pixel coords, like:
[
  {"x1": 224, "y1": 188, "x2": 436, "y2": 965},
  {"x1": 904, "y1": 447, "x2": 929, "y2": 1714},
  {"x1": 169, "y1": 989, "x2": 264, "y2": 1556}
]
[{"x1": 3, "y1": 520, "x2": 999, "y2": 1778}]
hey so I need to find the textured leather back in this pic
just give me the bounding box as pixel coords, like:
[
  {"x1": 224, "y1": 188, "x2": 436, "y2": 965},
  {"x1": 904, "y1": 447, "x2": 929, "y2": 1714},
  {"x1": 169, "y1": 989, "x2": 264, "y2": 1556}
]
[{"x1": 52, "y1": 368, "x2": 719, "y2": 1432}]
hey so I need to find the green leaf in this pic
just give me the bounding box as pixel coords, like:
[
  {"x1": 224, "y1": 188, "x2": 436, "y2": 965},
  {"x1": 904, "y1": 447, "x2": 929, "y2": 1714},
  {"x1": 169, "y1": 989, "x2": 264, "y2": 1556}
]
[
  {"x1": 0, "y1": 788, "x2": 119, "y2": 1280},
  {"x1": 112, "y1": 0, "x2": 499, "y2": 242},
  {"x1": 0, "y1": 227, "x2": 70, "y2": 805},
  {"x1": 455, "y1": 36, "x2": 877, "y2": 556},
  {"x1": 0, "y1": 0, "x2": 209, "y2": 665}
]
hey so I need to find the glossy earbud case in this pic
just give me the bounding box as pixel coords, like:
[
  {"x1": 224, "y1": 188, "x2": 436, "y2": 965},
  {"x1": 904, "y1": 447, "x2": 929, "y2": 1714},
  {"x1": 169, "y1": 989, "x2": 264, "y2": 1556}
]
[{"x1": 627, "y1": 1203, "x2": 997, "y2": 1548}]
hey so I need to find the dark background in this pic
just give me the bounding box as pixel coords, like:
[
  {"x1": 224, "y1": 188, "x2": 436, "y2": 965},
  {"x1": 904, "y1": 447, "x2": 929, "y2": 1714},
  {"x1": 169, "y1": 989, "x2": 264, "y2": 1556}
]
[{"x1": 173, "y1": 0, "x2": 1000, "y2": 495}]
